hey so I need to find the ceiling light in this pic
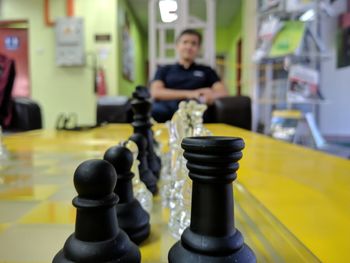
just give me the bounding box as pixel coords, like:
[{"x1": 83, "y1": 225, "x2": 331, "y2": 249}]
[
  {"x1": 299, "y1": 9, "x2": 315, "y2": 21},
  {"x1": 159, "y1": 0, "x2": 178, "y2": 23}
]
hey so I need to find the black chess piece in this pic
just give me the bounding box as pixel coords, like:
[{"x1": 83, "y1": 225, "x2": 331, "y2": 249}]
[
  {"x1": 168, "y1": 136, "x2": 256, "y2": 263},
  {"x1": 131, "y1": 85, "x2": 161, "y2": 178},
  {"x1": 104, "y1": 145, "x2": 150, "y2": 244},
  {"x1": 129, "y1": 133, "x2": 158, "y2": 194},
  {"x1": 53, "y1": 159, "x2": 141, "y2": 263}
]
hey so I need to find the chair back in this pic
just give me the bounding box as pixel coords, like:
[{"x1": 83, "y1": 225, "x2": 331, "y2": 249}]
[
  {"x1": 10, "y1": 97, "x2": 42, "y2": 131},
  {"x1": 214, "y1": 96, "x2": 252, "y2": 130}
]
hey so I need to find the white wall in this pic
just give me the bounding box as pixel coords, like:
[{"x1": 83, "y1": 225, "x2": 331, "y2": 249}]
[
  {"x1": 242, "y1": 0, "x2": 257, "y2": 97},
  {"x1": 241, "y1": 0, "x2": 258, "y2": 131},
  {"x1": 0, "y1": 0, "x2": 118, "y2": 129},
  {"x1": 319, "y1": 1, "x2": 350, "y2": 136}
]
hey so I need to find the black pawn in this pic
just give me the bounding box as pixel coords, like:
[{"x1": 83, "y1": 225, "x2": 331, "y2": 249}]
[
  {"x1": 168, "y1": 136, "x2": 256, "y2": 263},
  {"x1": 53, "y1": 159, "x2": 141, "y2": 263},
  {"x1": 104, "y1": 145, "x2": 150, "y2": 244},
  {"x1": 129, "y1": 133, "x2": 158, "y2": 194},
  {"x1": 131, "y1": 85, "x2": 161, "y2": 178}
]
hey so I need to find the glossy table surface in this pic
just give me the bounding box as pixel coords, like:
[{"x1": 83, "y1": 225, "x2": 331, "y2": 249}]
[{"x1": 0, "y1": 124, "x2": 349, "y2": 263}]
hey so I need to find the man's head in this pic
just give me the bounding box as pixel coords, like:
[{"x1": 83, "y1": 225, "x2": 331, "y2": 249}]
[{"x1": 176, "y1": 29, "x2": 202, "y2": 63}]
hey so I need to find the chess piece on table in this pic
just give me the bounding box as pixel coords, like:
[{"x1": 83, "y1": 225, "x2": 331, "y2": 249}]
[
  {"x1": 131, "y1": 86, "x2": 161, "y2": 178},
  {"x1": 168, "y1": 136, "x2": 256, "y2": 263},
  {"x1": 53, "y1": 159, "x2": 141, "y2": 263},
  {"x1": 124, "y1": 139, "x2": 153, "y2": 213},
  {"x1": 0, "y1": 125, "x2": 9, "y2": 161},
  {"x1": 104, "y1": 145, "x2": 150, "y2": 245},
  {"x1": 161, "y1": 101, "x2": 190, "y2": 209},
  {"x1": 129, "y1": 133, "x2": 158, "y2": 195},
  {"x1": 189, "y1": 101, "x2": 211, "y2": 136},
  {"x1": 168, "y1": 100, "x2": 212, "y2": 238}
]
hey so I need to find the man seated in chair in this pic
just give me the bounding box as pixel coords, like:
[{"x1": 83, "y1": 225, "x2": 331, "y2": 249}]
[{"x1": 150, "y1": 29, "x2": 228, "y2": 122}]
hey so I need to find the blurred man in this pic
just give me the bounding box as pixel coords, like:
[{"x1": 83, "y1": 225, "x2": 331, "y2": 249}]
[{"x1": 150, "y1": 29, "x2": 228, "y2": 122}]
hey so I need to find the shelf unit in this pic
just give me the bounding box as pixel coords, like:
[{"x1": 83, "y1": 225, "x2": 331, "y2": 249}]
[{"x1": 253, "y1": 0, "x2": 327, "y2": 135}]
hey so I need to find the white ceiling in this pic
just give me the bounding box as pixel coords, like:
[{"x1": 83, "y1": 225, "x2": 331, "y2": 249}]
[{"x1": 127, "y1": 0, "x2": 242, "y2": 33}]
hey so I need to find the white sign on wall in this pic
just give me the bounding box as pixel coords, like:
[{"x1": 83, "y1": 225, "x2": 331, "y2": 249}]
[{"x1": 55, "y1": 17, "x2": 85, "y2": 66}]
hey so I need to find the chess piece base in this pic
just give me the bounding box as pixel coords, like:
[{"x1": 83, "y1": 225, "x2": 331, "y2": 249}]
[
  {"x1": 117, "y1": 198, "x2": 151, "y2": 244},
  {"x1": 53, "y1": 227, "x2": 140, "y2": 263},
  {"x1": 168, "y1": 240, "x2": 256, "y2": 263}
]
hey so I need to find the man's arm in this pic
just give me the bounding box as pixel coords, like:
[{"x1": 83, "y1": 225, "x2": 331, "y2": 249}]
[
  {"x1": 212, "y1": 81, "x2": 229, "y2": 99},
  {"x1": 150, "y1": 80, "x2": 199, "y2": 101},
  {"x1": 196, "y1": 81, "x2": 229, "y2": 105}
]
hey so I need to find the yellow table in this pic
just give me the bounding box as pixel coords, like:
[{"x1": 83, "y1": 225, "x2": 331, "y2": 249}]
[{"x1": 0, "y1": 124, "x2": 349, "y2": 263}]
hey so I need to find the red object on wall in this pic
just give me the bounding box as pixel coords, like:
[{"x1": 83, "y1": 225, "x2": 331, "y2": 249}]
[
  {"x1": 67, "y1": 0, "x2": 75, "y2": 17},
  {"x1": 96, "y1": 67, "x2": 107, "y2": 96},
  {"x1": 0, "y1": 28, "x2": 30, "y2": 97},
  {"x1": 44, "y1": 0, "x2": 75, "y2": 26}
]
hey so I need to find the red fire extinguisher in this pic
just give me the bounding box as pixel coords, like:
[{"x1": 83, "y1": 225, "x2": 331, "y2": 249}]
[{"x1": 95, "y1": 66, "x2": 107, "y2": 96}]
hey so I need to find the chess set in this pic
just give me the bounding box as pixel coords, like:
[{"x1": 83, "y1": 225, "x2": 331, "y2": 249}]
[{"x1": 0, "y1": 87, "x2": 323, "y2": 262}]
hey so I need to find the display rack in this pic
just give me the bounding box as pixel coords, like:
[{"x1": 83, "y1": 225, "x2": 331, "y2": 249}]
[{"x1": 252, "y1": 0, "x2": 329, "y2": 135}]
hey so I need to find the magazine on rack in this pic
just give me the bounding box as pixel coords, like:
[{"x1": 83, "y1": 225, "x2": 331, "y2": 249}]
[{"x1": 287, "y1": 64, "x2": 324, "y2": 103}]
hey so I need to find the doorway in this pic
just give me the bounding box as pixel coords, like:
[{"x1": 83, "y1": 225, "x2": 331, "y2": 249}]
[
  {"x1": 236, "y1": 38, "x2": 242, "y2": 96},
  {"x1": 0, "y1": 21, "x2": 30, "y2": 97}
]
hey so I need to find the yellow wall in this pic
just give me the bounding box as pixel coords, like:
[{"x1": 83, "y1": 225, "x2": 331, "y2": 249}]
[
  {"x1": 217, "y1": 1, "x2": 257, "y2": 97},
  {"x1": 216, "y1": 5, "x2": 242, "y2": 96},
  {"x1": 1, "y1": 0, "x2": 119, "y2": 128},
  {"x1": 117, "y1": 0, "x2": 147, "y2": 97},
  {"x1": 241, "y1": 0, "x2": 257, "y2": 97}
]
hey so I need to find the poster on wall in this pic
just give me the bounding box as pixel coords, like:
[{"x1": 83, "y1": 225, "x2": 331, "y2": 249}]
[
  {"x1": 337, "y1": 13, "x2": 350, "y2": 68},
  {"x1": 122, "y1": 13, "x2": 135, "y2": 82},
  {"x1": 336, "y1": 28, "x2": 350, "y2": 68}
]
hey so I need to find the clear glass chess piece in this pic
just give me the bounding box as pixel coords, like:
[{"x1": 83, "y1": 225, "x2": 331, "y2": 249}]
[
  {"x1": 168, "y1": 153, "x2": 190, "y2": 239},
  {"x1": 168, "y1": 100, "x2": 212, "y2": 239},
  {"x1": 191, "y1": 103, "x2": 212, "y2": 136},
  {"x1": 167, "y1": 101, "x2": 195, "y2": 238},
  {"x1": 160, "y1": 121, "x2": 183, "y2": 208},
  {"x1": 175, "y1": 101, "x2": 192, "y2": 138},
  {"x1": 152, "y1": 127, "x2": 162, "y2": 157},
  {"x1": 0, "y1": 126, "x2": 10, "y2": 162},
  {"x1": 160, "y1": 102, "x2": 189, "y2": 208},
  {"x1": 159, "y1": 123, "x2": 171, "y2": 182},
  {"x1": 153, "y1": 124, "x2": 172, "y2": 186},
  {"x1": 124, "y1": 140, "x2": 153, "y2": 213},
  {"x1": 158, "y1": 123, "x2": 171, "y2": 206}
]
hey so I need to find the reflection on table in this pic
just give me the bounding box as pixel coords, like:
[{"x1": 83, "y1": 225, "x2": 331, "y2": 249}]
[{"x1": 1, "y1": 124, "x2": 349, "y2": 262}]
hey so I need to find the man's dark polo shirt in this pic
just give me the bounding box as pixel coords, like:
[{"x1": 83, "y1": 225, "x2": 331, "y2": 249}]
[
  {"x1": 151, "y1": 63, "x2": 220, "y2": 122},
  {"x1": 153, "y1": 63, "x2": 220, "y2": 91}
]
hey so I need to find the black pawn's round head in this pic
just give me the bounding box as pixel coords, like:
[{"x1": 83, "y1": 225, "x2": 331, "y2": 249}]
[
  {"x1": 129, "y1": 133, "x2": 147, "y2": 151},
  {"x1": 73, "y1": 159, "x2": 117, "y2": 199},
  {"x1": 103, "y1": 145, "x2": 133, "y2": 174}
]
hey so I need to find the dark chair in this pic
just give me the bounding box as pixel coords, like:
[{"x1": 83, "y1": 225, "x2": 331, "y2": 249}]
[
  {"x1": 9, "y1": 97, "x2": 42, "y2": 131},
  {"x1": 213, "y1": 96, "x2": 252, "y2": 130},
  {"x1": 96, "y1": 96, "x2": 132, "y2": 124}
]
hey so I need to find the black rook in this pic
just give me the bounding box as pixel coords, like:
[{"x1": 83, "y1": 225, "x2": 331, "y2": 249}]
[{"x1": 168, "y1": 136, "x2": 256, "y2": 263}]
